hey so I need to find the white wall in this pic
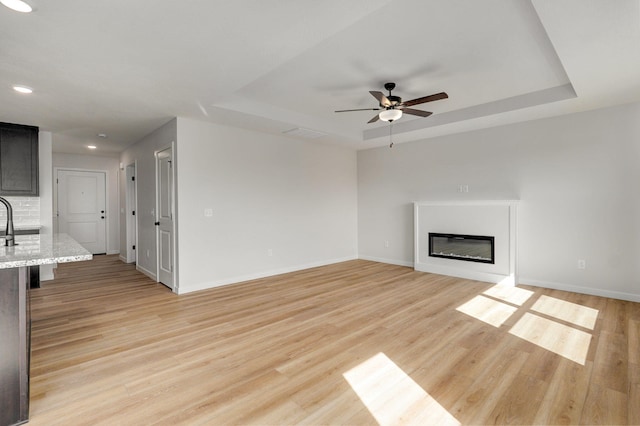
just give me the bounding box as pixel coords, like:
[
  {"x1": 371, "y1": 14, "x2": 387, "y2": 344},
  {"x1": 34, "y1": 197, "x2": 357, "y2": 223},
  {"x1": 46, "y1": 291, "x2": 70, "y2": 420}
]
[
  {"x1": 175, "y1": 118, "x2": 358, "y2": 293},
  {"x1": 358, "y1": 101, "x2": 640, "y2": 302},
  {"x1": 119, "y1": 119, "x2": 177, "y2": 279},
  {"x1": 52, "y1": 152, "x2": 120, "y2": 255}
]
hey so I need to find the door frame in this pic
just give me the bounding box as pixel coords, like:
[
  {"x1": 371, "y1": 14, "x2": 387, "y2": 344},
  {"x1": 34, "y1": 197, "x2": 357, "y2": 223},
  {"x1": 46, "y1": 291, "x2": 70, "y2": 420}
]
[
  {"x1": 54, "y1": 167, "x2": 109, "y2": 254},
  {"x1": 155, "y1": 143, "x2": 177, "y2": 292},
  {"x1": 125, "y1": 162, "x2": 137, "y2": 264}
]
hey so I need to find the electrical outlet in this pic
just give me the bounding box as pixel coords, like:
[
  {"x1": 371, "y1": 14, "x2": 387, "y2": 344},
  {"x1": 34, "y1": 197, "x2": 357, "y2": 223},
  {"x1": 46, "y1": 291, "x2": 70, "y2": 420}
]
[
  {"x1": 204, "y1": 208, "x2": 213, "y2": 217},
  {"x1": 267, "y1": 249, "x2": 273, "y2": 257},
  {"x1": 384, "y1": 240, "x2": 389, "y2": 248},
  {"x1": 577, "y1": 259, "x2": 586, "y2": 269},
  {"x1": 146, "y1": 249, "x2": 150, "y2": 258}
]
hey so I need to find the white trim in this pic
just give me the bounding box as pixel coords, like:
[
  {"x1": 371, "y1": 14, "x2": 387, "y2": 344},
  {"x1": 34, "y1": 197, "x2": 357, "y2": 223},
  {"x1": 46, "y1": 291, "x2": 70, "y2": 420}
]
[
  {"x1": 519, "y1": 277, "x2": 640, "y2": 303},
  {"x1": 107, "y1": 250, "x2": 120, "y2": 255},
  {"x1": 358, "y1": 255, "x2": 413, "y2": 268},
  {"x1": 39, "y1": 267, "x2": 55, "y2": 281},
  {"x1": 118, "y1": 254, "x2": 127, "y2": 263},
  {"x1": 414, "y1": 263, "x2": 517, "y2": 285},
  {"x1": 125, "y1": 162, "x2": 138, "y2": 264},
  {"x1": 136, "y1": 264, "x2": 156, "y2": 281},
  {"x1": 154, "y1": 142, "x2": 177, "y2": 292},
  {"x1": 412, "y1": 200, "x2": 520, "y2": 206},
  {"x1": 177, "y1": 256, "x2": 357, "y2": 294}
]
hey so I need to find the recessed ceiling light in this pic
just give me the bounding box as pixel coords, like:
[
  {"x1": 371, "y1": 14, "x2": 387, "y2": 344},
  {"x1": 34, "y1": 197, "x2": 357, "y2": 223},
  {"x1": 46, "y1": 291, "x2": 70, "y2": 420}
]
[
  {"x1": 1, "y1": 0, "x2": 33, "y2": 13},
  {"x1": 97, "y1": 133, "x2": 107, "y2": 138},
  {"x1": 13, "y1": 85, "x2": 33, "y2": 94},
  {"x1": 87, "y1": 145, "x2": 97, "y2": 150}
]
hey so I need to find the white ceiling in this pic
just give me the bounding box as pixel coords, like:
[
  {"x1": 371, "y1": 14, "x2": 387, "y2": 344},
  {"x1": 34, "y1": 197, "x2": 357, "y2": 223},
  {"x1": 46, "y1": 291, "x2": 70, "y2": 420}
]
[{"x1": 1, "y1": 0, "x2": 639, "y2": 156}]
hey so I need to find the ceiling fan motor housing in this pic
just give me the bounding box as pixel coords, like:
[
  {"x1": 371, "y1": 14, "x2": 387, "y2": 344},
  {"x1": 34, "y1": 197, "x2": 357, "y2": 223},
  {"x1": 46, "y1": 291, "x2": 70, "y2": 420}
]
[
  {"x1": 382, "y1": 83, "x2": 401, "y2": 107},
  {"x1": 386, "y1": 95, "x2": 401, "y2": 107}
]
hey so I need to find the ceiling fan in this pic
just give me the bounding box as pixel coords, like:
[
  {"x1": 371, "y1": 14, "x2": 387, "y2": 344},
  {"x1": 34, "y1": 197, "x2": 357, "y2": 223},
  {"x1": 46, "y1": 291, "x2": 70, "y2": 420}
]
[{"x1": 335, "y1": 82, "x2": 448, "y2": 123}]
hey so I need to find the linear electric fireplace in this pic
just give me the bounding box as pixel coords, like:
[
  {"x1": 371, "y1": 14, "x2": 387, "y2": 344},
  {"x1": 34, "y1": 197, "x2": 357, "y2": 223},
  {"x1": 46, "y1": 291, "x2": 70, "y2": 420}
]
[
  {"x1": 428, "y1": 233, "x2": 495, "y2": 264},
  {"x1": 415, "y1": 201, "x2": 517, "y2": 284}
]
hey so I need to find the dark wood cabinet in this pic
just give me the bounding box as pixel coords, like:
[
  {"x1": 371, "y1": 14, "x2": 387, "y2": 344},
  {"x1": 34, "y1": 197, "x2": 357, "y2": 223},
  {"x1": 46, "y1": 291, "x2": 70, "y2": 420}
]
[
  {"x1": 0, "y1": 266, "x2": 30, "y2": 426},
  {"x1": 0, "y1": 122, "x2": 39, "y2": 196}
]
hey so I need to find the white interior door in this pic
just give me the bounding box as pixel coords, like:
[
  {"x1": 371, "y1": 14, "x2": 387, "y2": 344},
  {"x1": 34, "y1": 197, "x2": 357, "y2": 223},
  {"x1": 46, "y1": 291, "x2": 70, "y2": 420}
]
[
  {"x1": 126, "y1": 164, "x2": 137, "y2": 264},
  {"x1": 156, "y1": 147, "x2": 174, "y2": 290},
  {"x1": 57, "y1": 169, "x2": 107, "y2": 254}
]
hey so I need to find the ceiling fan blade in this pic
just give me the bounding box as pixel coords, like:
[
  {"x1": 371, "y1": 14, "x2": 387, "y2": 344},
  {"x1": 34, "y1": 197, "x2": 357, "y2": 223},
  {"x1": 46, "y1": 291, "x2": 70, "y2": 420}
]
[
  {"x1": 370, "y1": 91, "x2": 391, "y2": 107},
  {"x1": 403, "y1": 92, "x2": 448, "y2": 107},
  {"x1": 368, "y1": 114, "x2": 380, "y2": 123},
  {"x1": 402, "y1": 108, "x2": 433, "y2": 118},
  {"x1": 335, "y1": 108, "x2": 380, "y2": 113}
]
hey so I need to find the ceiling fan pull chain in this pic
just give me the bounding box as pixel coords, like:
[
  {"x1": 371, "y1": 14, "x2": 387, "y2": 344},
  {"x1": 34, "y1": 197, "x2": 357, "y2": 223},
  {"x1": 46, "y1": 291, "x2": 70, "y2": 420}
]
[{"x1": 389, "y1": 122, "x2": 394, "y2": 148}]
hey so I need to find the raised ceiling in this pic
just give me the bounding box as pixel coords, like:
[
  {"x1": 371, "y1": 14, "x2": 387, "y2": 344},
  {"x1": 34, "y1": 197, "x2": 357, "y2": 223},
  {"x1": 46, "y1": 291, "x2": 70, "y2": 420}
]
[{"x1": 1, "y1": 0, "x2": 639, "y2": 155}]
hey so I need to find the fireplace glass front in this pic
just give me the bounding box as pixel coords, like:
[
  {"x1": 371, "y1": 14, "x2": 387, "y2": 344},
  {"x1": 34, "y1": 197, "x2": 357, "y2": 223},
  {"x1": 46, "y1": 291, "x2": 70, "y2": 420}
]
[{"x1": 428, "y1": 233, "x2": 495, "y2": 264}]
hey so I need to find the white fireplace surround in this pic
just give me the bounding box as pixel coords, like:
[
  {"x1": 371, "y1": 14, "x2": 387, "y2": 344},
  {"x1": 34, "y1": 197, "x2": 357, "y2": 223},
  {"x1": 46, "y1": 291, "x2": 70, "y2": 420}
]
[{"x1": 414, "y1": 200, "x2": 518, "y2": 285}]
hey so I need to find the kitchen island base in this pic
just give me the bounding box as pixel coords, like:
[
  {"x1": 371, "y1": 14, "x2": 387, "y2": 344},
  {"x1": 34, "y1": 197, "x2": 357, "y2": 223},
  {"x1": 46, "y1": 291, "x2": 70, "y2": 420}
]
[{"x1": 0, "y1": 266, "x2": 29, "y2": 426}]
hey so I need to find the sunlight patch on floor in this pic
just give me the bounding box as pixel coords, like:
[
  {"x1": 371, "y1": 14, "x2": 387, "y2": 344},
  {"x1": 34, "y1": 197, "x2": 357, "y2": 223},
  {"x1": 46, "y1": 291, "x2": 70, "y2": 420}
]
[
  {"x1": 456, "y1": 295, "x2": 518, "y2": 327},
  {"x1": 456, "y1": 285, "x2": 599, "y2": 365},
  {"x1": 509, "y1": 312, "x2": 592, "y2": 365},
  {"x1": 343, "y1": 352, "x2": 460, "y2": 426},
  {"x1": 483, "y1": 284, "x2": 534, "y2": 306},
  {"x1": 530, "y1": 295, "x2": 598, "y2": 329}
]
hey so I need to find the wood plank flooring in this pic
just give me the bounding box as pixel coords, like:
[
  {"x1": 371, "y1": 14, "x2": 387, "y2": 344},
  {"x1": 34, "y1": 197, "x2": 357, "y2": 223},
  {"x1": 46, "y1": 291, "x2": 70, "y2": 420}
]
[{"x1": 27, "y1": 255, "x2": 640, "y2": 425}]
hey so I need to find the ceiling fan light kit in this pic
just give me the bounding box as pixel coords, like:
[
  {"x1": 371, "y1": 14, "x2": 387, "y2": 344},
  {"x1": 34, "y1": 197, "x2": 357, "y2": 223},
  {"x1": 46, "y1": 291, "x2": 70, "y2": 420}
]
[{"x1": 379, "y1": 109, "x2": 402, "y2": 122}]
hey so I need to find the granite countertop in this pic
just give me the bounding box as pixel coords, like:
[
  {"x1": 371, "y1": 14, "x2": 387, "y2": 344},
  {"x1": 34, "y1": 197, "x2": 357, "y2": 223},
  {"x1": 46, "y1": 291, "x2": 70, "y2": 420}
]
[{"x1": 0, "y1": 233, "x2": 92, "y2": 269}]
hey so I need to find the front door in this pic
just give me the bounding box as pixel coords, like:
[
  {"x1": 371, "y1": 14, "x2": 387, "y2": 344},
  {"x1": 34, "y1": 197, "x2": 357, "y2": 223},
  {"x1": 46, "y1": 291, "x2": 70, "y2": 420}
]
[
  {"x1": 57, "y1": 169, "x2": 107, "y2": 254},
  {"x1": 156, "y1": 147, "x2": 174, "y2": 290}
]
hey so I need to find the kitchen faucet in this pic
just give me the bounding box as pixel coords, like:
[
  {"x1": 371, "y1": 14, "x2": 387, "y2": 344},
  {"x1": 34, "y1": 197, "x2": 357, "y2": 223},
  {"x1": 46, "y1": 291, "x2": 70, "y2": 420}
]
[{"x1": 0, "y1": 196, "x2": 15, "y2": 247}]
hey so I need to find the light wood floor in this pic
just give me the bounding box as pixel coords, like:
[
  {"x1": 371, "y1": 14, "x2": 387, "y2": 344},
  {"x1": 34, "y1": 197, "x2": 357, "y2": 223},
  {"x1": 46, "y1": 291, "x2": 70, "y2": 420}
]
[{"x1": 28, "y1": 255, "x2": 639, "y2": 425}]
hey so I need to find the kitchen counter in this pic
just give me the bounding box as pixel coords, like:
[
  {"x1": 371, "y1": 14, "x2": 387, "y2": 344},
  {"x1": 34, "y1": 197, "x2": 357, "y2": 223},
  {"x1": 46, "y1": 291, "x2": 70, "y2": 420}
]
[
  {"x1": 0, "y1": 233, "x2": 92, "y2": 269},
  {"x1": 1, "y1": 233, "x2": 91, "y2": 426}
]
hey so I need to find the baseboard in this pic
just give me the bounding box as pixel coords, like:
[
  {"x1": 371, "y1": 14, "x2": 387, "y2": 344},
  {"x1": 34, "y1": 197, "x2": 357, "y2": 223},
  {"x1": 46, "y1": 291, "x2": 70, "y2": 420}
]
[
  {"x1": 118, "y1": 255, "x2": 127, "y2": 263},
  {"x1": 414, "y1": 263, "x2": 516, "y2": 285},
  {"x1": 136, "y1": 264, "x2": 157, "y2": 281},
  {"x1": 177, "y1": 256, "x2": 358, "y2": 295},
  {"x1": 39, "y1": 264, "x2": 55, "y2": 281},
  {"x1": 519, "y1": 277, "x2": 640, "y2": 303},
  {"x1": 358, "y1": 255, "x2": 413, "y2": 267},
  {"x1": 107, "y1": 250, "x2": 120, "y2": 255},
  {"x1": 356, "y1": 259, "x2": 640, "y2": 302}
]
